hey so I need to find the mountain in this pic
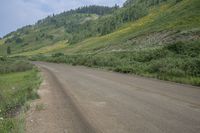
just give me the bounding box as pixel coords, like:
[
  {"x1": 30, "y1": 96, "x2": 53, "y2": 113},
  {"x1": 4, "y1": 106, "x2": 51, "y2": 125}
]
[{"x1": 1, "y1": 0, "x2": 200, "y2": 85}]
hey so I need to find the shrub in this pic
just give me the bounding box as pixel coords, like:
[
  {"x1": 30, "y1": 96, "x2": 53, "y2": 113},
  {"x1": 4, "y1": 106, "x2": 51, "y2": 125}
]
[
  {"x1": 0, "y1": 58, "x2": 33, "y2": 74},
  {"x1": 15, "y1": 38, "x2": 23, "y2": 43},
  {"x1": 176, "y1": 0, "x2": 183, "y2": 3},
  {"x1": 52, "y1": 52, "x2": 64, "y2": 57},
  {"x1": 183, "y1": 57, "x2": 200, "y2": 77}
]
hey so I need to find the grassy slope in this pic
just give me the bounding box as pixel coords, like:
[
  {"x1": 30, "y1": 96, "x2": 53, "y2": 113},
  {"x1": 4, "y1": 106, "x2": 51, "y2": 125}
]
[
  {"x1": 13, "y1": 41, "x2": 68, "y2": 57},
  {"x1": 60, "y1": 0, "x2": 200, "y2": 54},
  {"x1": 0, "y1": 40, "x2": 4, "y2": 45},
  {"x1": 11, "y1": 27, "x2": 67, "y2": 54},
  {"x1": 0, "y1": 63, "x2": 41, "y2": 132},
  {"x1": 0, "y1": 39, "x2": 6, "y2": 56},
  {"x1": 7, "y1": 0, "x2": 200, "y2": 56},
  {"x1": 18, "y1": 3, "x2": 169, "y2": 56},
  {"x1": 0, "y1": 14, "x2": 98, "y2": 55}
]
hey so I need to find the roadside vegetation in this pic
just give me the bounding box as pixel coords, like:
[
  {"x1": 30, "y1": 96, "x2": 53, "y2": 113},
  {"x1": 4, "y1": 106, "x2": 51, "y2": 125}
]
[
  {"x1": 32, "y1": 40, "x2": 200, "y2": 86},
  {"x1": 0, "y1": 57, "x2": 41, "y2": 133}
]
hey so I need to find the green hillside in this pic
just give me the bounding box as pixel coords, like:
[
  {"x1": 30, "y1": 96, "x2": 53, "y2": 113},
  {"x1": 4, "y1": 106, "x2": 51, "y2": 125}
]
[
  {"x1": 1, "y1": 0, "x2": 200, "y2": 85},
  {"x1": 0, "y1": 5, "x2": 119, "y2": 55},
  {"x1": 0, "y1": 13, "x2": 97, "y2": 55},
  {"x1": 61, "y1": 0, "x2": 200, "y2": 54}
]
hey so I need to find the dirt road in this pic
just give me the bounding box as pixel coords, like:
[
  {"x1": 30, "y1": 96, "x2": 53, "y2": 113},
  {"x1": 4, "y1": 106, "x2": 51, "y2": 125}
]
[{"x1": 26, "y1": 62, "x2": 200, "y2": 133}]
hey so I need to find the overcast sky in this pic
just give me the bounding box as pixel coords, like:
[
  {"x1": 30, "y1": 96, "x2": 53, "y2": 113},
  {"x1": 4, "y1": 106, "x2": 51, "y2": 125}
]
[{"x1": 0, "y1": 0, "x2": 126, "y2": 37}]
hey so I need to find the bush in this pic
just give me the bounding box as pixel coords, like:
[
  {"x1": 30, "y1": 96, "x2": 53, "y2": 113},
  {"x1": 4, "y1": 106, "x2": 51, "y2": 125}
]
[
  {"x1": 0, "y1": 58, "x2": 33, "y2": 74},
  {"x1": 183, "y1": 57, "x2": 200, "y2": 77},
  {"x1": 15, "y1": 38, "x2": 23, "y2": 43},
  {"x1": 166, "y1": 41, "x2": 200, "y2": 57},
  {"x1": 52, "y1": 52, "x2": 64, "y2": 57},
  {"x1": 176, "y1": 0, "x2": 183, "y2": 3}
]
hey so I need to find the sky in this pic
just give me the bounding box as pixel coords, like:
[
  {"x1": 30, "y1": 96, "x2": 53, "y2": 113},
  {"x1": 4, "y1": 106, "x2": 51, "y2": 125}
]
[{"x1": 0, "y1": 0, "x2": 126, "y2": 38}]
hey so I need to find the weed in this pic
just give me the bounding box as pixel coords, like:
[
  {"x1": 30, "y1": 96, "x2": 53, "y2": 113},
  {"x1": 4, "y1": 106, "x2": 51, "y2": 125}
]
[{"x1": 35, "y1": 103, "x2": 46, "y2": 111}]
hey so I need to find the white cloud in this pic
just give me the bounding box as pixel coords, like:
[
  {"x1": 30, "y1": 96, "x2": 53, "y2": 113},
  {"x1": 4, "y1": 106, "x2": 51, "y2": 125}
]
[{"x1": 0, "y1": 0, "x2": 126, "y2": 37}]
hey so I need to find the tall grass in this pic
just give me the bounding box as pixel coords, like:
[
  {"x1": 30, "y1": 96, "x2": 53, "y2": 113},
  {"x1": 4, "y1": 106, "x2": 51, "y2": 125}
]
[
  {"x1": 0, "y1": 57, "x2": 33, "y2": 74},
  {"x1": 0, "y1": 58, "x2": 41, "y2": 132}
]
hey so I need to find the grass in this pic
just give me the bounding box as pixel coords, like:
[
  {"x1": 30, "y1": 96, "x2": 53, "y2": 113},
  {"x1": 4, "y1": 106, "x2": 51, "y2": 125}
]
[
  {"x1": 57, "y1": 0, "x2": 200, "y2": 55},
  {"x1": 35, "y1": 103, "x2": 46, "y2": 111},
  {"x1": 3, "y1": 0, "x2": 199, "y2": 56},
  {"x1": 1, "y1": 12, "x2": 97, "y2": 55},
  {"x1": 13, "y1": 41, "x2": 68, "y2": 56},
  {"x1": 0, "y1": 45, "x2": 7, "y2": 56},
  {"x1": 0, "y1": 59, "x2": 41, "y2": 133},
  {"x1": 0, "y1": 40, "x2": 4, "y2": 45}
]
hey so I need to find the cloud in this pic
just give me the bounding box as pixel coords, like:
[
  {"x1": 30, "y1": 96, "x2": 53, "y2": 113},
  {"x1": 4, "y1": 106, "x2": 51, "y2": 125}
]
[{"x1": 0, "y1": 0, "x2": 126, "y2": 37}]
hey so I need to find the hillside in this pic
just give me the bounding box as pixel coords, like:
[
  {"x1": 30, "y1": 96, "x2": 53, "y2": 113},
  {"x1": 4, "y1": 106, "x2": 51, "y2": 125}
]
[
  {"x1": 0, "y1": 5, "x2": 119, "y2": 55},
  {"x1": 1, "y1": 0, "x2": 200, "y2": 85}
]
